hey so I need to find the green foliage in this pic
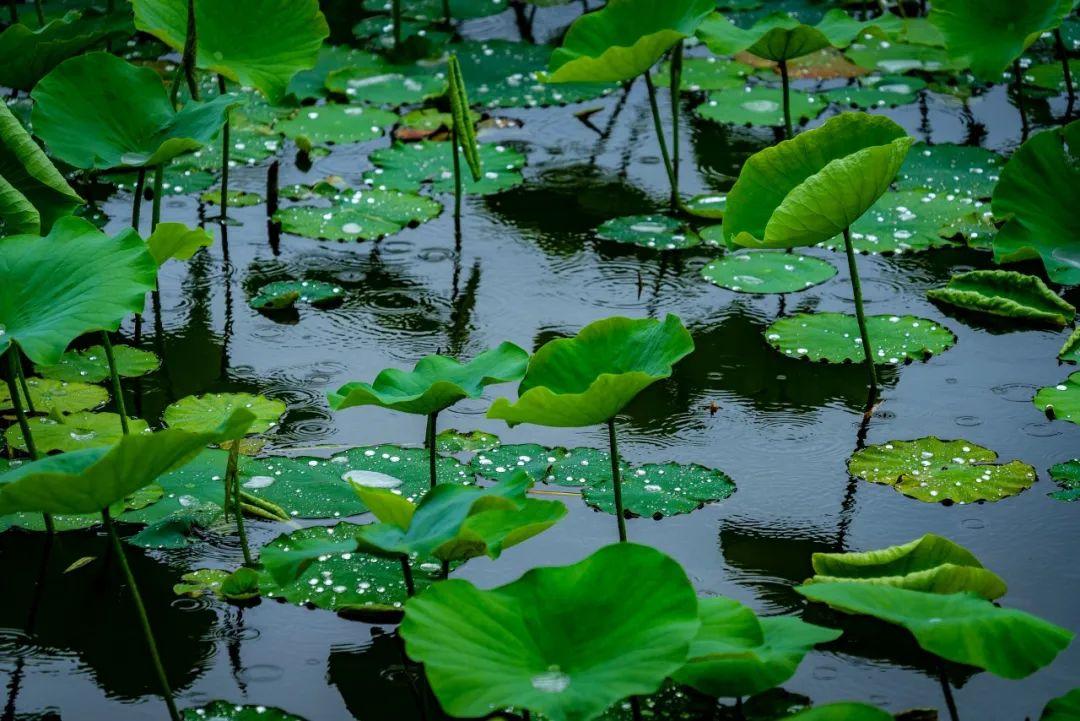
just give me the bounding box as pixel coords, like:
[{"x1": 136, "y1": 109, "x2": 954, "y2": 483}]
[
  {"x1": 1034, "y1": 372, "x2": 1080, "y2": 425},
  {"x1": 1041, "y1": 688, "x2": 1080, "y2": 720},
  {"x1": 783, "y1": 704, "x2": 893, "y2": 720},
  {"x1": 596, "y1": 214, "x2": 703, "y2": 250},
  {"x1": 701, "y1": 251, "x2": 837, "y2": 294},
  {"x1": 145, "y1": 222, "x2": 213, "y2": 265},
  {"x1": 5, "y1": 411, "x2": 150, "y2": 453},
  {"x1": 164, "y1": 392, "x2": 286, "y2": 436},
  {"x1": 274, "y1": 187, "x2": 441, "y2": 241},
  {"x1": 448, "y1": 54, "x2": 482, "y2": 182},
  {"x1": 363, "y1": 141, "x2": 526, "y2": 195},
  {"x1": 249, "y1": 280, "x2": 344, "y2": 310},
  {"x1": 927, "y1": 270, "x2": 1075, "y2": 326},
  {"x1": 697, "y1": 9, "x2": 874, "y2": 62},
  {"x1": 696, "y1": 86, "x2": 826, "y2": 128},
  {"x1": 181, "y1": 701, "x2": 309, "y2": 720},
  {"x1": 0, "y1": 376, "x2": 108, "y2": 414},
  {"x1": 896, "y1": 143, "x2": 1003, "y2": 198},
  {"x1": 582, "y1": 462, "x2": 736, "y2": 518},
  {"x1": 37, "y1": 344, "x2": 159, "y2": 383},
  {"x1": 765, "y1": 313, "x2": 955, "y2": 365},
  {"x1": 1048, "y1": 460, "x2": 1080, "y2": 501},
  {"x1": 278, "y1": 105, "x2": 397, "y2": 150}
]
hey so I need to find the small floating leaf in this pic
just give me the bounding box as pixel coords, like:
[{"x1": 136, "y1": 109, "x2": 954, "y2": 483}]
[
  {"x1": 436, "y1": 428, "x2": 500, "y2": 453},
  {"x1": 0, "y1": 377, "x2": 108, "y2": 414},
  {"x1": 174, "y1": 569, "x2": 230, "y2": 598},
  {"x1": 596, "y1": 214, "x2": 701, "y2": 250},
  {"x1": 824, "y1": 75, "x2": 926, "y2": 108},
  {"x1": 249, "y1": 280, "x2": 345, "y2": 310},
  {"x1": 848, "y1": 437, "x2": 1036, "y2": 503},
  {"x1": 685, "y1": 193, "x2": 727, "y2": 219},
  {"x1": 701, "y1": 251, "x2": 836, "y2": 294},
  {"x1": 181, "y1": 700, "x2": 310, "y2": 720},
  {"x1": 583, "y1": 462, "x2": 735, "y2": 518},
  {"x1": 36, "y1": 345, "x2": 159, "y2": 384},
  {"x1": 696, "y1": 86, "x2": 826, "y2": 127},
  {"x1": 274, "y1": 188, "x2": 441, "y2": 241},
  {"x1": 824, "y1": 189, "x2": 980, "y2": 255},
  {"x1": 326, "y1": 67, "x2": 446, "y2": 107},
  {"x1": 201, "y1": 189, "x2": 263, "y2": 207},
  {"x1": 927, "y1": 270, "x2": 1075, "y2": 326},
  {"x1": 765, "y1": 313, "x2": 956, "y2": 365},
  {"x1": 1034, "y1": 372, "x2": 1080, "y2": 425},
  {"x1": 1048, "y1": 460, "x2": 1080, "y2": 502},
  {"x1": 5, "y1": 411, "x2": 150, "y2": 454},
  {"x1": 364, "y1": 141, "x2": 526, "y2": 195},
  {"x1": 655, "y1": 56, "x2": 752, "y2": 92},
  {"x1": 278, "y1": 105, "x2": 397, "y2": 150}
]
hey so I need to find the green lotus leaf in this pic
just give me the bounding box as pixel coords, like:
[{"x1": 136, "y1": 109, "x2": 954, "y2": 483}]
[
  {"x1": 0, "y1": 482, "x2": 163, "y2": 534},
  {"x1": 182, "y1": 700, "x2": 309, "y2": 720},
  {"x1": 595, "y1": 214, "x2": 702, "y2": 250},
  {"x1": 115, "y1": 166, "x2": 216, "y2": 197},
  {"x1": 844, "y1": 37, "x2": 964, "y2": 74},
  {"x1": 173, "y1": 568, "x2": 230, "y2": 598},
  {"x1": 765, "y1": 313, "x2": 956, "y2": 365},
  {"x1": 1048, "y1": 460, "x2": 1080, "y2": 501},
  {"x1": 400, "y1": 543, "x2": 701, "y2": 721},
  {"x1": 701, "y1": 251, "x2": 837, "y2": 294},
  {"x1": 145, "y1": 222, "x2": 214, "y2": 265},
  {"x1": 0, "y1": 376, "x2": 108, "y2": 414},
  {"x1": 1041, "y1": 688, "x2": 1080, "y2": 720},
  {"x1": 991, "y1": 121, "x2": 1080, "y2": 285},
  {"x1": 796, "y1": 582, "x2": 1074, "y2": 679},
  {"x1": 399, "y1": 107, "x2": 479, "y2": 135},
  {"x1": 288, "y1": 46, "x2": 381, "y2": 101},
  {"x1": 200, "y1": 189, "x2": 263, "y2": 207},
  {"x1": 1061, "y1": 328, "x2": 1080, "y2": 363},
  {"x1": 696, "y1": 86, "x2": 826, "y2": 128},
  {"x1": 249, "y1": 280, "x2": 344, "y2": 311},
  {"x1": 1027, "y1": 59, "x2": 1080, "y2": 91},
  {"x1": 118, "y1": 449, "x2": 232, "y2": 543},
  {"x1": 697, "y1": 9, "x2": 874, "y2": 62},
  {"x1": 31, "y1": 52, "x2": 236, "y2": 170},
  {"x1": 1035, "y1": 371, "x2": 1080, "y2": 425},
  {"x1": 0, "y1": 409, "x2": 254, "y2": 514},
  {"x1": 583, "y1": 462, "x2": 735, "y2": 518},
  {"x1": 0, "y1": 100, "x2": 83, "y2": 235},
  {"x1": 129, "y1": 501, "x2": 222, "y2": 549},
  {"x1": 488, "y1": 315, "x2": 695, "y2": 428},
  {"x1": 363, "y1": 0, "x2": 507, "y2": 21},
  {"x1": 927, "y1": 270, "x2": 1075, "y2": 326},
  {"x1": 824, "y1": 75, "x2": 926, "y2": 109},
  {"x1": 363, "y1": 141, "x2": 526, "y2": 195},
  {"x1": 470, "y1": 443, "x2": 571, "y2": 483},
  {"x1": 278, "y1": 105, "x2": 398, "y2": 150},
  {"x1": 36, "y1": 344, "x2": 159, "y2": 383},
  {"x1": 822, "y1": 189, "x2": 981, "y2": 255},
  {"x1": 806, "y1": 533, "x2": 1007, "y2": 599},
  {"x1": 724, "y1": 113, "x2": 912, "y2": 249},
  {"x1": 782, "y1": 703, "x2": 893, "y2": 720},
  {"x1": 435, "y1": 428, "x2": 500, "y2": 453},
  {"x1": 351, "y1": 470, "x2": 565, "y2": 563},
  {"x1": 896, "y1": 143, "x2": 1003, "y2": 198},
  {"x1": 273, "y1": 188, "x2": 441, "y2": 241},
  {"x1": 172, "y1": 124, "x2": 283, "y2": 172},
  {"x1": 328, "y1": 342, "x2": 528, "y2": 417},
  {"x1": 0, "y1": 216, "x2": 157, "y2": 365},
  {"x1": 164, "y1": 392, "x2": 286, "y2": 437},
  {"x1": 0, "y1": 8, "x2": 132, "y2": 91},
  {"x1": 258, "y1": 522, "x2": 442, "y2": 615},
  {"x1": 325, "y1": 67, "x2": 447, "y2": 106},
  {"x1": 673, "y1": 596, "x2": 841, "y2": 698},
  {"x1": 546, "y1": 0, "x2": 715, "y2": 83},
  {"x1": 685, "y1": 193, "x2": 727, "y2": 219},
  {"x1": 848, "y1": 437, "x2": 1036, "y2": 504},
  {"x1": 548, "y1": 447, "x2": 627, "y2": 488},
  {"x1": 5, "y1": 411, "x2": 150, "y2": 454},
  {"x1": 352, "y1": 16, "x2": 451, "y2": 54},
  {"x1": 654, "y1": 56, "x2": 752, "y2": 91},
  {"x1": 133, "y1": 0, "x2": 328, "y2": 103},
  {"x1": 929, "y1": 0, "x2": 1074, "y2": 82}
]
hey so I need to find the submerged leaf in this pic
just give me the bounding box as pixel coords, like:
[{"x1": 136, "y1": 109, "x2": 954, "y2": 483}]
[
  {"x1": 927, "y1": 270, "x2": 1075, "y2": 326},
  {"x1": 765, "y1": 313, "x2": 955, "y2": 365},
  {"x1": 701, "y1": 251, "x2": 837, "y2": 294}
]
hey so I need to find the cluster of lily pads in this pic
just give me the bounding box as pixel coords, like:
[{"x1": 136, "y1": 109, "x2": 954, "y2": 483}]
[{"x1": 2, "y1": 0, "x2": 1080, "y2": 719}]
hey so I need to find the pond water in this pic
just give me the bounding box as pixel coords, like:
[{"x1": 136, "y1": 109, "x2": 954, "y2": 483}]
[{"x1": 2, "y1": 3, "x2": 1078, "y2": 721}]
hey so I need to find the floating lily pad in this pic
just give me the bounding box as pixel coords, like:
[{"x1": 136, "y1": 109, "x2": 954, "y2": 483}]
[
  {"x1": 36, "y1": 344, "x2": 159, "y2": 383},
  {"x1": 1026, "y1": 59, "x2": 1080, "y2": 92},
  {"x1": 548, "y1": 447, "x2": 626, "y2": 488},
  {"x1": 824, "y1": 74, "x2": 926, "y2": 108},
  {"x1": 1034, "y1": 372, "x2": 1080, "y2": 425},
  {"x1": 5, "y1": 411, "x2": 150, "y2": 453},
  {"x1": 120, "y1": 449, "x2": 232, "y2": 540},
  {"x1": 352, "y1": 16, "x2": 451, "y2": 53},
  {"x1": 181, "y1": 701, "x2": 310, "y2": 720},
  {"x1": 249, "y1": 280, "x2": 345, "y2": 310},
  {"x1": 1, "y1": 483, "x2": 164, "y2": 534},
  {"x1": 825, "y1": 189, "x2": 983, "y2": 255},
  {"x1": 200, "y1": 189, "x2": 263, "y2": 207},
  {"x1": 326, "y1": 67, "x2": 447, "y2": 106},
  {"x1": 0, "y1": 377, "x2": 108, "y2": 414},
  {"x1": 114, "y1": 165, "x2": 217, "y2": 196},
  {"x1": 164, "y1": 392, "x2": 286, "y2": 436},
  {"x1": 398, "y1": 107, "x2": 478, "y2": 138},
  {"x1": 927, "y1": 270, "x2": 1075, "y2": 326},
  {"x1": 896, "y1": 143, "x2": 1003, "y2": 198},
  {"x1": 655, "y1": 56, "x2": 753, "y2": 91},
  {"x1": 700, "y1": 224, "x2": 726, "y2": 248},
  {"x1": 174, "y1": 569, "x2": 231, "y2": 598},
  {"x1": 278, "y1": 105, "x2": 398, "y2": 149},
  {"x1": 174, "y1": 125, "x2": 284, "y2": 171},
  {"x1": 275, "y1": 188, "x2": 442, "y2": 241},
  {"x1": 583, "y1": 462, "x2": 736, "y2": 518},
  {"x1": 258, "y1": 522, "x2": 440, "y2": 614},
  {"x1": 470, "y1": 443, "x2": 568, "y2": 483},
  {"x1": 701, "y1": 251, "x2": 836, "y2": 294},
  {"x1": 435, "y1": 428, "x2": 501, "y2": 453},
  {"x1": 685, "y1": 193, "x2": 727, "y2": 219},
  {"x1": 849, "y1": 437, "x2": 1037, "y2": 503},
  {"x1": 697, "y1": 86, "x2": 826, "y2": 127},
  {"x1": 363, "y1": 141, "x2": 526, "y2": 195},
  {"x1": 1048, "y1": 460, "x2": 1080, "y2": 502},
  {"x1": 362, "y1": 0, "x2": 507, "y2": 21},
  {"x1": 596, "y1": 214, "x2": 701, "y2": 250},
  {"x1": 845, "y1": 39, "x2": 962, "y2": 74},
  {"x1": 288, "y1": 46, "x2": 382, "y2": 101},
  {"x1": 765, "y1": 313, "x2": 956, "y2": 365}
]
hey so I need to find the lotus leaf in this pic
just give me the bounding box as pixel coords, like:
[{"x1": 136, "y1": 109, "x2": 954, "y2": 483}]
[
  {"x1": 435, "y1": 428, "x2": 500, "y2": 453},
  {"x1": 824, "y1": 189, "x2": 981, "y2": 255},
  {"x1": 806, "y1": 533, "x2": 1007, "y2": 599},
  {"x1": 844, "y1": 38, "x2": 963, "y2": 74},
  {"x1": 488, "y1": 315, "x2": 695, "y2": 427},
  {"x1": 329, "y1": 342, "x2": 528, "y2": 417},
  {"x1": 929, "y1": 0, "x2": 1074, "y2": 81},
  {"x1": 796, "y1": 583, "x2": 1074, "y2": 679},
  {"x1": 897, "y1": 143, "x2": 1003, "y2": 198},
  {"x1": 201, "y1": 189, "x2": 263, "y2": 207},
  {"x1": 5, "y1": 411, "x2": 150, "y2": 454},
  {"x1": 825, "y1": 75, "x2": 926, "y2": 109},
  {"x1": 1027, "y1": 59, "x2": 1080, "y2": 91},
  {"x1": 470, "y1": 443, "x2": 571, "y2": 484},
  {"x1": 181, "y1": 701, "x2": 309, "y2": 720},
  {"x1": 685, "y1": 193, "x2": 727, "y2": 219},
  {"x1": 991, "y1": 121, "x2": 1080, "y2": 285},
  {"x1": 1041, "y1": 688, "x2": 1080, "y2": 720},
  {"x1": 400, "y1": 543, "x2": 701, "y2": 721},
  {"x1": 927, "y1": 270, "x2": 1075, "y2": 326},
  {"x1": 31, "y1": 52, "x2": 236, "y2": 170},
  {"x1": 0, "y1": 216, "x2": 157, "y2": 365},
  {"x1": 1035, "y1": 372, "x2": 1080, "y2": 424},
  {"x1": 288, "y1": 46, "x2": 383, "y2": 101},
  {"x1": 1048, "y1": 460, "x2": 1080, "y2": 501},
  {"x1": 783, "y1": 704, "x2": 893, "y2": 720},
  {"x1": 548, "y1": 447, "x2": 628, "y2": 488},
  {"x1": 596, "y1": 214, "x2": 702, "y2": 250},
  {"x1": 363, "y1": 141, "x2": 526, "y2": 195},
  {"x1": 848, "y1": 437, "x2": 1036, "y2": 503},
  {"x1": 765, "y1": 313, "x2": 956, "y2": 365},
  {"x1": 0, "y1": 409, "x2": 253, "y2": 514},
  {"x1": 398, "y1": 108, "x2": 478, "y2": 137},
  {"x1": 0, "y1": 377, "x2": 108, "y2": 414},
  {"x1": 0, "y1": 483, "x2": 163, "y2": 533},
  {"x1": 36, "y1": 344, "x2": 159, "y2": 383},
  {"x1": 274, "y1": 188, "x2": 441, "y2": 241},
  {"x1": 724, "y1": 113, "x2": 912, "y2": 250},
  {"x1": 696, "y1": 86, "x2": 826, "y2": 128},
  {"x1": 174, "y1": 569, "x2": 232, "y2": 598},
  {"x1": 145, "y1": 222, "x2": 214, "y2": 265},
  {"x1": 249, "y1": 281, "x2": 344, "y2": 311},
  {"x1": 116, "y1": 166, "x2": 216, "y2": 197},
  {"x1": 0, "y1": 101, "x2": 82, "y2": 235},
  {"x1": 133, "y1": 0, "x2": 329, "y2": 103},
  {"x1": 363, "y1": 0, "x2": 507, "y2": 21},
  {"x1": 164, "y1": 392, "x2": 285, "y2": 436},
  {"x1": 1061, "y1": 328, "x2": 1080, "y2": 363},
  {"x1": 173, "y1": 125, "x2": 283, "y2": 171},
  {"x1": 672, "y1": 596, "x2": 841, "y2": 698},
  {"x1": 655, "y1": 57, "x2": 752, "y2": 91},
  {"x1": 353, "y1": 16, "x2": 451, "y2": 54},
  {"x1": 701, "y1": 251, "x2": 837, "y2": 294},
  {"x1": 325, "y1": 67, "x2": 447, "y2": 106},
  {"x1": 278, "y1": 105, "x2": 397, "y2": 151},
  {"x1": 546, "y1": 0, "x2": 715, "y2": 83},
  {"x1": 583, "y1": 462, "x2": 735, "y2": 518}
]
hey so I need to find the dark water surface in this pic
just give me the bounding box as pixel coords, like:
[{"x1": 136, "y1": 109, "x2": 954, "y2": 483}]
[{"x1": 2, "y1": 4, "x2": 1079, "y2": 720}]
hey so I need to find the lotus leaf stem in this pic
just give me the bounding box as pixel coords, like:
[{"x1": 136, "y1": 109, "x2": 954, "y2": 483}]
[
  {"x1": 629, "y1": 696, "x2": 643, "y2": 721},
  {"x1": 442, "y1": 0, "x2": 451, "y2": 23},
  {"x1": 1013, "y1": 58, "x2": 1029, "y2": 142},
  {"x1": 938, "y1": 661, "x2": 960, "y2": 721},
  {"x1": 4, "y1": 350, "x2": 52, "y2": 534},
  {"x1": 425, "y1": 411, "x2": 439, "y2": 489},
  {"x1": 643, "y1": 70, "x2": 684, "y2": 215},
  {"x1": 217, "y1": 74, "x2": 231, "y2": 222},
  {"x1": 392, "y1": 0, "x2": 402, "y2": 48},
  {"x1": 779, "y1": 59, "x2": 793, "y2": 140},
  {"x1": 400, "y1": 555, "x2": 416, "y2": 596},
  {"x1": 132, "y1": 168, "x2": 146, "y2": 231},
  {"x1": 669, "y1": 41, "x2": 683, "y2": 208},
  {"x1": 267, "y1": 160, "x2": 279, "y2": 218},
  {"x1": 842, "y1": 227, "x2": 878, "y2": 399},
  {"x1": 6, "y1": 0, "x2": 16, "y2": 25},
  {"x1": 13, "y1": 349, "x2": 34, "y2": 414},
  {"x1": 151, "y1": 165, "x2": 164, "y2": 231},
  {"x1": 169, "y1": 0, "x2": 199, "y2": 107},
  {"x1": 735, "y1": 696, "x2": 746, "y2": 720},
  {"x1": 228, "y1": 441, "x2": 254, "y2": 567},
  {"x1": 100, "y1": 332, "x2": 129, "y2": 435},
  {"x1": 33, "y1": 0, "x2": 43, "y2": 26},
  {"x1": 451, "y1": 125, "x2": 463, "y2": 218},
  {"x1": 440, "y1": 559, "x2": 450, "y2": 579},
  {"x1": 101, "y1": 507, "x2": 181, "y2": 721},
  {"x1": 606, "y1": 417, "x2": 628, "y2": 543},
  {"x1": 1055, "y1": 28, "x2": 1076, "y2": 114}
]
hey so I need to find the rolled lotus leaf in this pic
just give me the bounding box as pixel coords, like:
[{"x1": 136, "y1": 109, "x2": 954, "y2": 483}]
[
  {"x1": 927, "y1": 270, "x2": 1075, "y2": 326},
  {"x1": 329, "y1": 342, "x2": 529, "y2": 417},
  {"x1": 546, "y1": 0, "x2": 714, "y2": 83},
  {"x1": 725, "y1": 113, "x2": 913, "y2": 249},
  {"x1": 400, "y1": 543, "x2": 700, "y2": 721},
  {"x1": 488, "y1": 315, "x2": 694, "y2": 427}
]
